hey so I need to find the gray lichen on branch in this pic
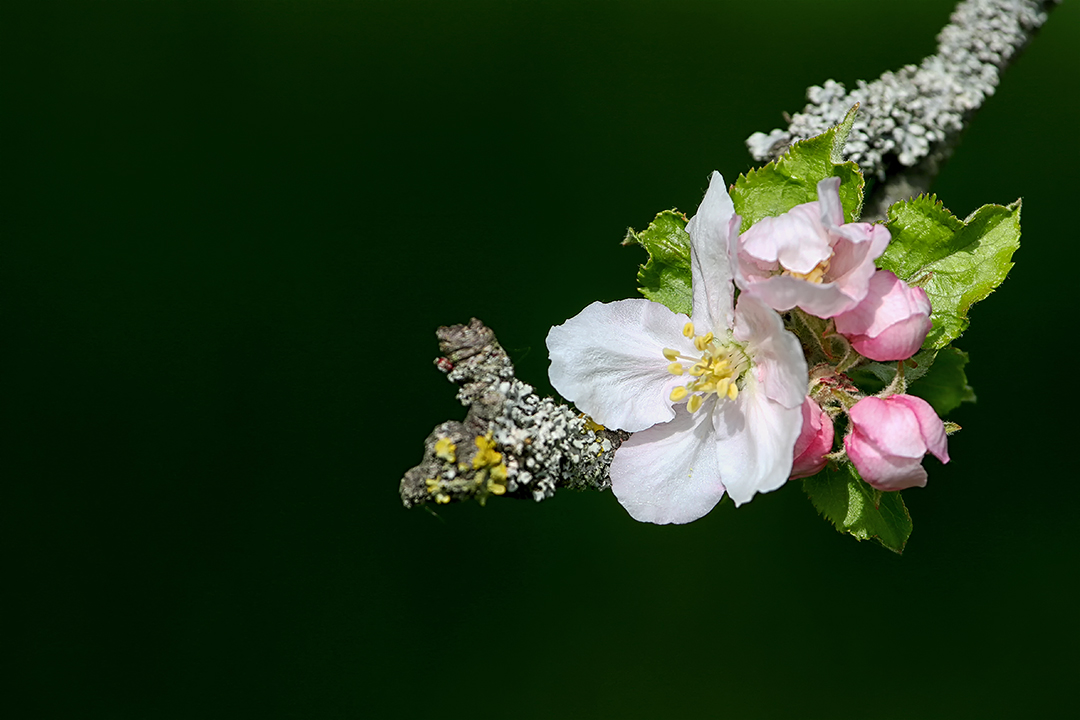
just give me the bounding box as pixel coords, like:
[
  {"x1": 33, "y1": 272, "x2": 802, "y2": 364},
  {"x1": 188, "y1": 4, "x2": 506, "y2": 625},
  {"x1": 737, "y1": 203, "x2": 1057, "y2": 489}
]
[
  {"x1": 400, "y1": 319, "x2": 627, "y2": 508},
  {"x1": 746, "y1": 0, "x2": 1060, "y2": 220}
]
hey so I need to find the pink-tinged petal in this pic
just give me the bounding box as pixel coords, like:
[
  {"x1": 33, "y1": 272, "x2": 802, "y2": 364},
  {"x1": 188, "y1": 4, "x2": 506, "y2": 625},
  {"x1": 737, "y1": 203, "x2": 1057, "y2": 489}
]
[
  {"x1": 739, "y1": 204, "x2": 832, "y2": 276},
  {"x1": 733, "y1": 294, "x2": 806, "y2": 409},
  {"x1": 845, "y1": 429, "x2": 929, "y2": 491},
  {"x1": 849, "y1": 314, "x2": 931, "y2": 361},
  {"x1": 892, "y1": 394, "x2": 950, "y2": 464},
  {"x1": 611, "y1": 402, "x2": 724, "y2": 524},
  {"x1": 790, "y1": 397, "x2": 834, "y2": 480},
  {"x1": 742, "y1": 273, "x2": 861, "y2": 320},
  {"x1": 711, "y1": 376, "x2": 802, "y2": 506},
  {"x1": 685, "y1": 171, "x2": 737, "y2": 330},
  {"x1": 835, "y1": 271, "x2": 930, "y2": 335},
  {"x1": 816, "y1": 177, "x2": 845, "y2": 227},
  {"x1": 847, "y1": 396, "x2": 927, "y2": 458},
  {"x1": 546, "y1": 299, "x2": 693, "y2": 432},
  {"x1": 835, "y1": 271, "x2": 932, "y2": 361}
]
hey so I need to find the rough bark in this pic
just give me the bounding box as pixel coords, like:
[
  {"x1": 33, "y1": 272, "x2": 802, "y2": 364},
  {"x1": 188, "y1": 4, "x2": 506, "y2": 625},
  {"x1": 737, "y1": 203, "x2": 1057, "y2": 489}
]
[
  {"x1": 746, "y1": 0, "x2": 1060, "y2": 221},
  {"x1": 400, "y1": 319, "x2": 627, "y2": 508}
]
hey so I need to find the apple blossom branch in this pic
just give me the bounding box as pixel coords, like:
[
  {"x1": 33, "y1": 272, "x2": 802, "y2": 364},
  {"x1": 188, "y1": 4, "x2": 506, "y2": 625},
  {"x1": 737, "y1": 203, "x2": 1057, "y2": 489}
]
[
  {"x1": 400, "y1": 0, "x2": 1052, "y2": 509},
  {"x1": 746, "y1": 0, "x2": 1060, "y2": 221}
]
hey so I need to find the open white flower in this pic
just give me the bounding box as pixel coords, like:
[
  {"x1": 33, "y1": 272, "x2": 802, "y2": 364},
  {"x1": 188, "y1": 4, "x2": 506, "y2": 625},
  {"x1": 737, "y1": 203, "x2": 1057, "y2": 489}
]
[{"x1": 546, "y1": 172, "x2": 808, "y2": 523}]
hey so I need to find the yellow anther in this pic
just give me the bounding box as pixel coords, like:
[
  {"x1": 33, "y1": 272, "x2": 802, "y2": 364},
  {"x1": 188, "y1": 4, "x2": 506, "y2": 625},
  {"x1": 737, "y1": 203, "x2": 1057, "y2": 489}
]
[
  {"x1": 667, "y1": 362, "x2": 684, "y2": 376},
  {"x1": 682, "y1": 322, "x2": 695, "y2": 338},
  {"x1": 693, "y1": 335, "x2": 707, "y2": 351},
  {"x1": 434, "y1": 437, "x2": 457, "y2": 462},
  {"x1": 715, "y1": 378, "x2": 730, "y2": 398},
  {"x1": 670, "y1": 386, "x2": 688, "y2": 402},
  {"x1": 688, "y1": 364, "x2": 706, "y2": 377},
  {"x1": 727, "y1": 382, "x2": 739, "y2": 400},
  {"x1": 687, "y1": 395, "x2": 703, "y2": 413},
  {"x1": 696, "y1": 381, "x2": 716, "y2": 394},
  {"x1": 787, "y1": 259, "x2": 830, "y2": 284},
  {"x1": 662, "y1": 348, "x2": 680, "y2": 361}
]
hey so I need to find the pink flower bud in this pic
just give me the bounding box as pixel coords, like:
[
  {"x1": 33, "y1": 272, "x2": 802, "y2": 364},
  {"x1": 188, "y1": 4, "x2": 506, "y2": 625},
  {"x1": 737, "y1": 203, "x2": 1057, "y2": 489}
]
[
  {"x1": 790, "y1": 396, "x2": 834, "y2": 479},
  {"x1": 833, "y1": 270, "x2": 932, "y2": 361},
  {"x1": 844, "y1": 394, "x2": 949, "y2": 491}
]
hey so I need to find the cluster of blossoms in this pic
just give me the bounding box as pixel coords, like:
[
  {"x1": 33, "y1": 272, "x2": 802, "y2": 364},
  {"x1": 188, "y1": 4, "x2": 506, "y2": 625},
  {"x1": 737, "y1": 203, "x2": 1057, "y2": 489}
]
[{"x1": 546, "y1": 173, "x2": 949, "y2": 524}]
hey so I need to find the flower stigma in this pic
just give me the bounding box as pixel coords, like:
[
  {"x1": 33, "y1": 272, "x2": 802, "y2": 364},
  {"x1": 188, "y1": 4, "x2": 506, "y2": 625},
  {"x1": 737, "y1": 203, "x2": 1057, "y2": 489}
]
[{"x1": 662, "y1": 327, "x2": 750, "y2": 414}]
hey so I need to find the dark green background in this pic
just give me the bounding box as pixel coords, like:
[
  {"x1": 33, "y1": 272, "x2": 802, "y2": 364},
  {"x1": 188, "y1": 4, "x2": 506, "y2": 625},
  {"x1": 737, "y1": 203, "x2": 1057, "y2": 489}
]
[{"x1": 8, "y1": 1, "x2": 1080, "y2": 717}]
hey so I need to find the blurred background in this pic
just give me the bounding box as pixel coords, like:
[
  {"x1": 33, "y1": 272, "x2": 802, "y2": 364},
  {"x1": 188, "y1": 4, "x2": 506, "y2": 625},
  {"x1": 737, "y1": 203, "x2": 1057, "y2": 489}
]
[{"x1": 7, "y1": 0, "x2": 1079, "y2": 717}]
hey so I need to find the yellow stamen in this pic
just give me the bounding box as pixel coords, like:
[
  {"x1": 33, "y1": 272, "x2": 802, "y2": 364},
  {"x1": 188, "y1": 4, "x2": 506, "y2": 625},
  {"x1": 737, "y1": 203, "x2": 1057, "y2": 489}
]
[
  {"x1": 670, "y1": 386, "x2": 688, "y2": 402},
  {"x1": 687, "y1": 395, "x2": 703, "y2": 413},
  {"x1": 727, "y1": 383, "x2": 739, "y2": 400},
  {"x1": 667, "y1": 362, "x2": 684, "y2": 376},
  {"x1": 688, "y1": 364, "x2": 706, "y2": 377},
  {"x1": 662, "y1": 348, "x2": 680, "y2": 361},
  {"x1": 682, "y1": 322, "x2": 695, "y2": 338}
]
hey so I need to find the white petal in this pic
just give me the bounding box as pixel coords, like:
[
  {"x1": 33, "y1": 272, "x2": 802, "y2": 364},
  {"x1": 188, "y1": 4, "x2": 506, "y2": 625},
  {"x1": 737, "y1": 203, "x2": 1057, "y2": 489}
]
[
  {"x1": 732, "y1": 294, "x2": 807, "y2": 409},
  {"x1": 685, "y1": 171, "x2": 737, "y2": 330},
  {"x1": 546, "y1": 299, "x2": 693, "y2": 432},
  {"x1": 817, "y1": 177, "x2": 845, "y2": 227},
  {"x1": 611, "y1": 402, "x2": 724, "y2": 524},
  {"x1": 712, "y1": 375, "x2": 802, "y2": 507}
]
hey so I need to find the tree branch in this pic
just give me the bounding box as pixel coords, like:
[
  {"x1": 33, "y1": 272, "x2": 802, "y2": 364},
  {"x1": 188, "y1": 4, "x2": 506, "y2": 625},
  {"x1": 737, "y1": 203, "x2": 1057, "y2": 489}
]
[
  {"x1": 402, "y1": 0, "x2": 1059, "y2": 508},
  {"x1": 746, "y1": 0, "x2": 1060, "y2": 221},
  {"x1": 400, "y1": 320, "x2": 626, "y2": 508}
]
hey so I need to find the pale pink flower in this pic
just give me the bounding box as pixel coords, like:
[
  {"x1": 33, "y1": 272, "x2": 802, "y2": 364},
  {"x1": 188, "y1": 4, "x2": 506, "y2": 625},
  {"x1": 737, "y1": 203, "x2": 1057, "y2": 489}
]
[
  {"x1": 834, "y1": 270, "x2": 932, "y2": 361},
  {"x1": 790, "y1": 396, "x2": 834, "y2": 480},
  {"x1": 546, "y1": 172, "x2": 807, "y2": 523},
  {"x1": 844, "y1": 394, "x2": 949, "y2": 491},
  {"x1": 731, "y1": 177, "x2": 891, "y2": 318}
]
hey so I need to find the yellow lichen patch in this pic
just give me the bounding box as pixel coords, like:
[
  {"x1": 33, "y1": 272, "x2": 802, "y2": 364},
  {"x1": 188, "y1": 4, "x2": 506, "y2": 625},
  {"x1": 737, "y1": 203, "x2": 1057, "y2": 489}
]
[
  {"x1": 582, "y1": 415, "x2": 606, "y2": 433},
  {"x1": 472, "y1": 432, "x2": 503, "y2": 469},
  {"x1": 424, "y1": 478, "x2": 441, "y2": 494},
  {"x1": 434, "y1": 437, "x2": 457, "y2": 462},
  {"x1": 435, "y1": 493, "x2": 451, "y2": 504},
  {"x1": 487, "y1": 462, "x2": 508, "y2": 495}
]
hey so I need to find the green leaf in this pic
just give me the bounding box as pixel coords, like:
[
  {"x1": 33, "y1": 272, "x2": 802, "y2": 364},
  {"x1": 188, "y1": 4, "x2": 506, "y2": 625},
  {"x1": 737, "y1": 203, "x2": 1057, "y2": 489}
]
[
  {"x1": 804, "y1": 462, "x2": 912, "y2": 553},
  {"x1": 731, "y1": 105, "x2": 864, "y2": 231},
  {"x1": 907, "y1": 346, "x2": 975, "y2": 416},
  {"x1": 879, "y1": 196, "x2": 1021, "y2": 349},
  {"x1": 622, "y1": 209, "x2": 693, "y2": 315}
]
